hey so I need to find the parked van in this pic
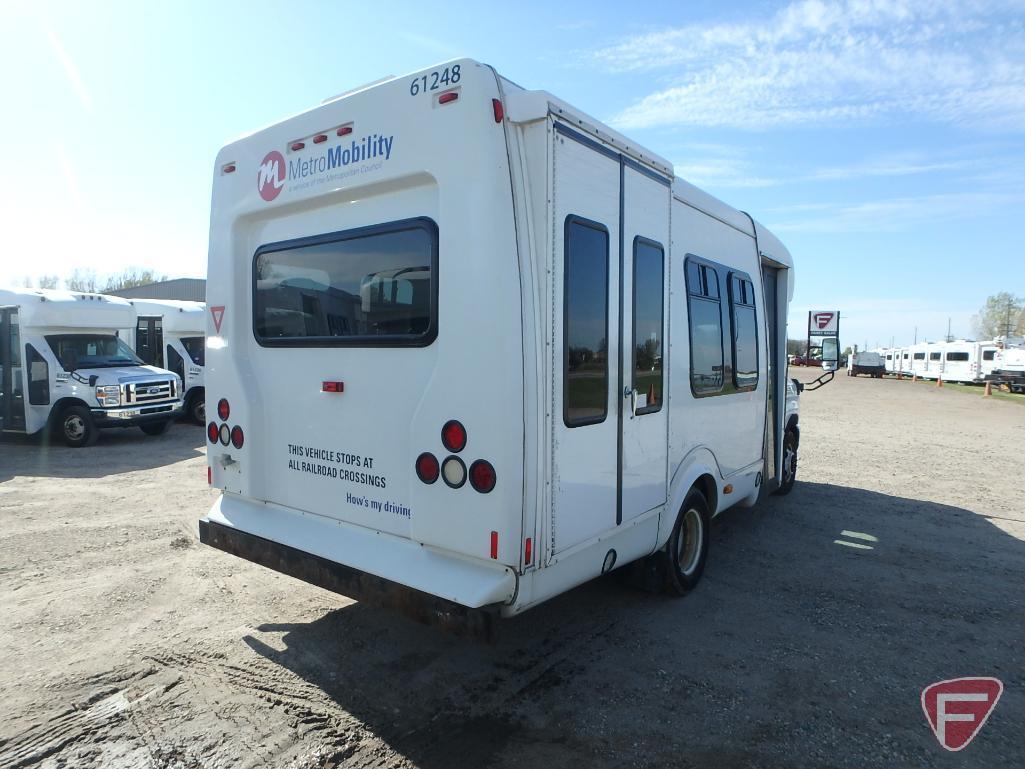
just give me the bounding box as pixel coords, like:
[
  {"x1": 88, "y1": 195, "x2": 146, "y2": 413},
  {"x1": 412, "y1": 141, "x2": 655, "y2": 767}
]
[
  {"x1": 199, "y1": 60, "x2": 806, "y2": 636},
  {"x1": 120, "y1": 299, "x2": 206, "y2": 423},
  {"x1": 0, "y1": 288, "x2": 183, "y2": 446}
]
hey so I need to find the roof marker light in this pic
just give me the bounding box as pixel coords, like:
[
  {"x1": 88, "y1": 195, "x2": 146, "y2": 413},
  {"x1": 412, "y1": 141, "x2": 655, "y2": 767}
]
[
  {"x1": 313, "y1": 134, "x2": 328, "y2": 144},
  {"x1": 438, "y1": 91, "x2": 458, "y2": 105},
  {"x1": 222, "y1": 163, "x2": 236, "y2": 174},
  {"x1": 322, "y1": 381, "x2": 344, "y2": 393},
  {"x1": 492, "y1": 98, "x2": 504, "y2": 123},
  {"x1": 290, "y1": 141, "x2": 305, "y2": 151},
  {"x1": 337, "y1": 125, "x2": 353, "y2": 136}
]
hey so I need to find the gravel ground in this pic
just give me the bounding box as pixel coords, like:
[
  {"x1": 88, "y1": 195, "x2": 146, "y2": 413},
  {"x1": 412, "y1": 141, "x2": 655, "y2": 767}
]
[{"x1": 1, "y1": 371, "x2": 1022, "y2": 769}]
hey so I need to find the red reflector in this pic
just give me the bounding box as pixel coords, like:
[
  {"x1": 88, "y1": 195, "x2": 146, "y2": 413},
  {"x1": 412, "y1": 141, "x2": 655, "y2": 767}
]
[
  {"x1": 217, "y1": 398, "x2": 230, "y2": 421},
  {"x1": 313, "y1": 134, "x2": 327, "y2": 144},
  {"x1": 337, "y1": 125, "x2": 352, "y2": 136},
  {"x1": 469, "y1": 459, "x2": 497, "y2": 494},
  {"x1": 207, "y1": 421, "x2": 219, "y2": 444},
  {"x1": 230, "y1": 425, "x2": 244, "y2": 449},
  {"x1": 492, "y1": 98, "x2": 504, "y2": 123},
  {"x1": 438, "y1": 91, "x2": 458, "y2": 105},
  {"x1": 490, "y1": 531, "x2": 498, "y2": 560},
  {"x1": 525, "y1": 537, "x2": 532, "y2": 565},
  {"x1": 290, "y1": 141, "x2": 305, "y2": 151},
  {"x1": 441, "y1": 420, "x2": 467, "y2": 453},
  {"x1": 415, "y1": 452, "x2": 440, "y2": 484},
  {"x1": 222, "y1": 163, "x2": 236, "y2": 174},
  {"x1": 322, "y1": 381, "x2": 344, "y2": 393},
  {"x1": 207, "y1": 466, "x2": 212, "y2": 485}
]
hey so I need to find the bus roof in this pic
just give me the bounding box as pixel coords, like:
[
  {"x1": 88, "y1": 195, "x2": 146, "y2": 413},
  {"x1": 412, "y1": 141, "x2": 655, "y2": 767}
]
[
  {"x1": 128, "y1": 299, "x2": 206, "y2": 334},
  {"x1": 0, "y1": 287, "x2": 137, "y2": 329}
]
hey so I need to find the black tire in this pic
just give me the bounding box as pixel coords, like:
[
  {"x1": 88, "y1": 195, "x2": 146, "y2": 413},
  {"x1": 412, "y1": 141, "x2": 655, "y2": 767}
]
[
  {"x1": 663, "y1": 488, "x2": 711, "y2": 596},
  {"x1": 58, "y1": 404, "x2": 98, "y2": 448},
  {"x1": 187, "y1": 392, "x2": 205, "y2": 424},
  {"x1": 140, "y1": 420, "x2": 172, "y2": 436},
  {"x1": 775, "y1": 429, "x2": 798, "y2": 496}
]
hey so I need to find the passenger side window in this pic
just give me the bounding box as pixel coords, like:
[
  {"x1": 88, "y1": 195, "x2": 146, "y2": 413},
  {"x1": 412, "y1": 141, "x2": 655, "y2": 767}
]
[
  {"x1": 729, "y1": 274, "x2": 758, "y2": 390},
  {"x1": 983, "y1": 350, "x2": 995, "y2": 361},
  {"x1": 564, "y1": 217, "x2": 610, "y2": 427},
  {"x1": 166, "y1": 345, "x2": 185, "y2": 382},
  {"x1": 930, "y1": 352, "x2": 941, "y2": 361},
  {"x1": 632, "y1": 238, "x2": 664, "y2": 414},
  {"x1": 686, "y1": 259, "x2": 724, "y2": 395},
  {"x1": 26, "y1": 344, "x2": 49, "y2": 405}
]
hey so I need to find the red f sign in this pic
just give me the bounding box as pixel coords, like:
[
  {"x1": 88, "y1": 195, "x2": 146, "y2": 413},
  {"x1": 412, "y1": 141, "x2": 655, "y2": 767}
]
[
  {"x1": 921, "y1": 677, "x2": 1002, "y2": 751},
  {"x1": 814, "y1": 312, "x2": 834, "y2": 330}
]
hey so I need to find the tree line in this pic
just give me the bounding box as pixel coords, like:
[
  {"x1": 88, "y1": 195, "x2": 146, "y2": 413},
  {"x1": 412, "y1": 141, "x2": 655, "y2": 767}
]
[{"x1": 20, "y1": 268, "x2": 169, "y2": 293}]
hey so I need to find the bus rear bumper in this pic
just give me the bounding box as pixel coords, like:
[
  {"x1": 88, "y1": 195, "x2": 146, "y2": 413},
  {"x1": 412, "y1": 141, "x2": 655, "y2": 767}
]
[{"x1": 200, "y1": 494, "x2": 515, "y2": 640}]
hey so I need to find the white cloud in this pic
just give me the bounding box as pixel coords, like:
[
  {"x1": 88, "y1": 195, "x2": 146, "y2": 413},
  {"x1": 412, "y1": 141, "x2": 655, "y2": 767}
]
[{"x1": 593, "y1": 0, "x2": 1025, "y2": 131}]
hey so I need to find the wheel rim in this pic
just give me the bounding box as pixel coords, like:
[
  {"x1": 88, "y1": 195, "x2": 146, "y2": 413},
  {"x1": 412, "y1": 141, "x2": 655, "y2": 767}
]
[
  {"x1": 194, "y1": 400, "x2": 205, "y2": 421},
  {"x1": 677, "y1": 508, "x2": 703, "y2": 576},
  {"x1": 64, "y1": 415, "x2": 86, "y2": 440},
  {"x1": 783, "y1": 441, "x2": 797, "y2": 483}
]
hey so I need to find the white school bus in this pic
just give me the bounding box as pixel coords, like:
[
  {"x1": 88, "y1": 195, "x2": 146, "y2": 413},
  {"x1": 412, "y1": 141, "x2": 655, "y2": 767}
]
[{"x1": 200, "y1": 60, "x2": 804, "y2": 638}]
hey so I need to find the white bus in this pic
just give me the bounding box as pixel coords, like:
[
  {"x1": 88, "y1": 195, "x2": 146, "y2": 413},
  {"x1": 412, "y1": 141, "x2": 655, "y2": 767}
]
[
  {"x1": 0, "y1": 288, "x2": 183, "y2": 446},
  {"x1": 199, "y1": 60, "x2": 817, "y2": 636},
  {"x1": 119, "y1": 299, "x2": 206, "y2": 423}
]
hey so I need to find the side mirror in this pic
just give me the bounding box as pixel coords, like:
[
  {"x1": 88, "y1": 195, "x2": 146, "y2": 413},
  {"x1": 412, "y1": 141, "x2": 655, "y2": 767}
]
[
  {"x1": 821, "y1": 337, "x2": 840, "y2": 371},
  {"x1": 65, "y1": 350, "x2": 78, "y2": 373}
]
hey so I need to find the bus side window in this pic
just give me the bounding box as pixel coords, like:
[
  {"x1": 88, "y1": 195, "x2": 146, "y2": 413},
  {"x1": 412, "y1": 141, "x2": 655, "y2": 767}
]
[
  {"x1": 564, "y1": 216, "x2": 610, "y2": 427},
  {"x1": 686, "y1": 259, "x2": 724, "y2": 395},
  {"x1": 167, "y1": 345, "x2": 185, "y2": 381},
  {"x1": 26, "y1": 344, "x2": 49, "y2": 405},
  {"x1": 729, "y1": 274, "x2": 758, "y2": 391}
]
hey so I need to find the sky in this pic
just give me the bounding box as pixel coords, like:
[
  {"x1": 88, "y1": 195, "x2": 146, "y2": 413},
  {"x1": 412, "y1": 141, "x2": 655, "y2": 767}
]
[{"x1": 2, "y1": 0, "x2": 1023, "y2": 348}]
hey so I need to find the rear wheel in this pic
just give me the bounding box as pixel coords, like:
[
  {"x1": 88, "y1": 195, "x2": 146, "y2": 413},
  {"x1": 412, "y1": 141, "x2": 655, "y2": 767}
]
[
  {"x1": 775, "y1": 429, "x2": 798, "y2": 496},
  {"x1": 663, "y1": 489, "x2": 710, "y2": 595},
  {"x1": 140, "y1": 420, "x2": 171, "y2": 436},
  {"x1": 58, "y1": 405, "x2": 98, "y2": 448}
]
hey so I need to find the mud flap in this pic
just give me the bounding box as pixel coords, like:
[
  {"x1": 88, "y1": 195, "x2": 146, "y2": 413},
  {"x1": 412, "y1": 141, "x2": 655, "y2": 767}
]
[{"x1": 199, "y1": 519, "x2": 499, "y2": 642}]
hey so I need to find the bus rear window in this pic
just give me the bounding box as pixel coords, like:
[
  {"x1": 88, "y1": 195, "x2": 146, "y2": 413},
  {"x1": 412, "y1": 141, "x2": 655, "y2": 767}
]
[{"x1": 253, "y1": 218, "x2": 438, "y2": 346}]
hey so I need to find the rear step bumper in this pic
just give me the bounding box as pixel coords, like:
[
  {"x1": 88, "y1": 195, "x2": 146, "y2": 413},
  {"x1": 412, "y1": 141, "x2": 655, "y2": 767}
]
[{"x1": 200, "y1": 519, "x2": 499, "y2": 641}]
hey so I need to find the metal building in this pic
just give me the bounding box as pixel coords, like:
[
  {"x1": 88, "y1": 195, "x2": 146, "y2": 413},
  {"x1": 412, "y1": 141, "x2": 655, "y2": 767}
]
[{"x1": 108, "y1": 278, "x2": 205, "y2": 302}]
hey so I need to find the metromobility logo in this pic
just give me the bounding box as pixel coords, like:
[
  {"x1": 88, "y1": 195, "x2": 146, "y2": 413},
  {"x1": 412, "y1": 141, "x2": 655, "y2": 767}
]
[{"x1": 257, "y1": 134, "x2": 394, "y2": 202}]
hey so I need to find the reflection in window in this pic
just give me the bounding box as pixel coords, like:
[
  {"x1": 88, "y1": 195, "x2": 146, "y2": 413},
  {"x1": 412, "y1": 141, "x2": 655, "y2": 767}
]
[
  {"x1": 729, "y1": 274, "x2": 758, "y2": 390},
  {"x1": 687, "y1": 261, "x2": 723, "y2": 394},
  {"x1": 564, "y1": 218, "x2": 609, "y2": 427},
  {"x1": 254, "y1": 219, "x2": 437, "y2": 345},
  {"x1": 181, "y1": 337, "x2": 205, "y2": 366},
  {"x1": 633, "y1": 239, "x2": 664, "y2": 414}
]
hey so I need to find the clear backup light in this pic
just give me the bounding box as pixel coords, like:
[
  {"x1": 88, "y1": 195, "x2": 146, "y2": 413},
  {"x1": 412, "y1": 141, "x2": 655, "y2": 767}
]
[
  {"x1": 442, "y1": 456, "x2": 466, "y2": 489},
  {"x1": 218, "y1": 423, "x2": 231, "y2": 446},
  {"x1": 95, "y1": 385, "x2": 120, "y2": 407}
]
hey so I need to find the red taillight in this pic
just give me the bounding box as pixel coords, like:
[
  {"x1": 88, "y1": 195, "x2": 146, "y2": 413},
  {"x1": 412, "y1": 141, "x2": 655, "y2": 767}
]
[
  {"x1": 231, "y1": 425, "x2": 244, "y2": 449},
  {"x1": 441, "y1": 420, "x2": 466, "y2": 453},
  {"x1": 492, "y1": 98, "x2": 504, "y2": 123},
  {"x1": 469, "y1": 459, "x2": 497, "y2": 494},
  {"x1": 217, "y1": 399, "x2": 230, "y2": 421},
  {"x1": 322, "y1": 381, "x2": 344, "y2": 393},
  {"x1": 313, "y1": 134, "x2": 327, "y2": 144},
  {"x1": 415, "y1": 452, "x2": 439, "y2": 484},
  {"x1": 337, "y1": 125, "x2": 352, "y2": 136},
  {"x1": 438, "y1": 91, "x2": 458, "y2": 105},
  {"x1": 290, "y1": 141, "x2": 305, "y2": 151},
  {"x1": 207, "y1": 422, "x2": 219, "y2": 444}
]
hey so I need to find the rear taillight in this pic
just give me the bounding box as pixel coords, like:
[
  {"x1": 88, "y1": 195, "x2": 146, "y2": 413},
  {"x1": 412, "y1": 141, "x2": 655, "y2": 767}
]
[
  {"x1": 441, "y1": 420, "x2": 466, "y2": 453},
  {"x1": 207, "y1": 422, "x2": 219, "y2": 444},
  {"x1": 217, "y1": 399, "x2": 230, "y2": 421},
  {"x1": 469, "y1": 460, "x2": 497, "y2": 494},
  {"x1": 415, "y1": 452, "x2": 439, "y2": 484},
  {"x1": 231, "y1": 426, "x2": 244, "y2": 449}
]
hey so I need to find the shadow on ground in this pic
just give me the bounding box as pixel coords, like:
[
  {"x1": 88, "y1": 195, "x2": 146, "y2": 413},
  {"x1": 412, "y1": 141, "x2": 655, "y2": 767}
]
[
  {"x1": 0, "y1": 421, "x2": 204, "y2": 481},
  {"x1": 241, "y1": 483, "x2": 1025, "y2": 769}
]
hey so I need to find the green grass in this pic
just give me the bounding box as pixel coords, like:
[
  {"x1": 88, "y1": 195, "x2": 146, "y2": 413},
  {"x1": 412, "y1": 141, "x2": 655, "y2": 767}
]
[{"x1": 909, "y1": 377, "x2": 1025, "y2": 405}]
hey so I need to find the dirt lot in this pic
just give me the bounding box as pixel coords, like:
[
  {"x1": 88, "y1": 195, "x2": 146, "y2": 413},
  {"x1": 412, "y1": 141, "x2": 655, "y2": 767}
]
[{"x1": 1, "y1": 372, "x2": 1023, "y2": 769}]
